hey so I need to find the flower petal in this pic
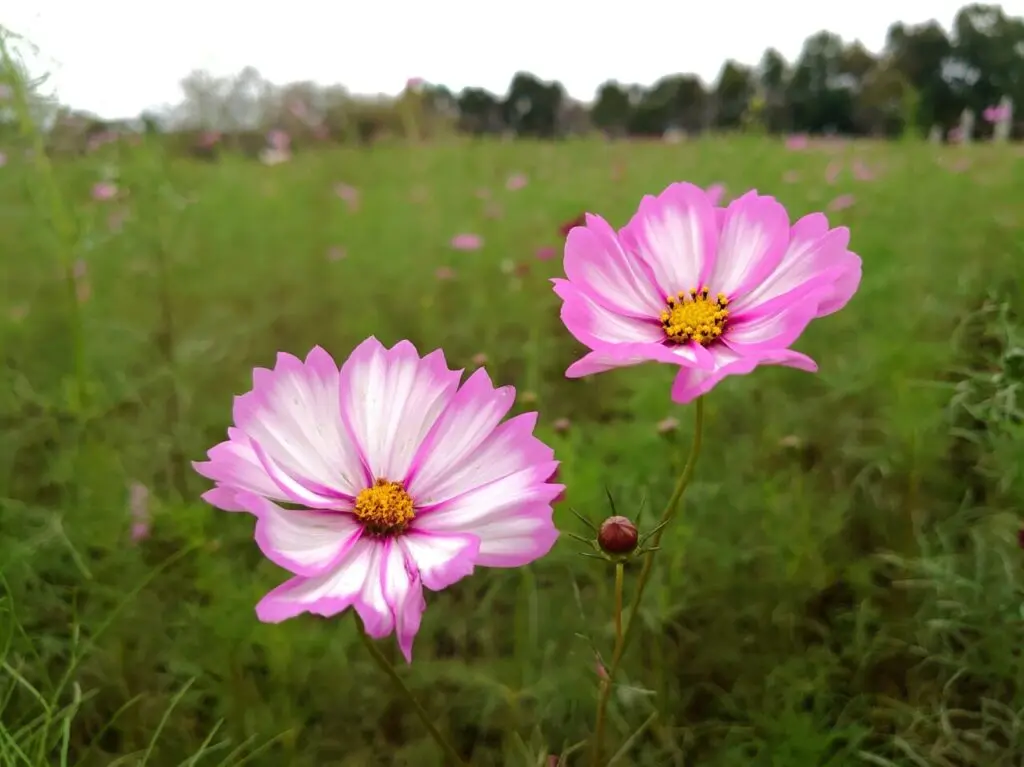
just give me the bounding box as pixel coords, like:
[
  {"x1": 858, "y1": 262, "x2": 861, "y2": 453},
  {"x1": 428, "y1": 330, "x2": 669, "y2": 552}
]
[
  {"x1": 563, "y1": 214, "x2": 663, "y2": 318},
  {"x1": 730, "y1": 213, "x2": 861, "y2": 317},
  {"x1": 255, "y1": 535, "x2": 377, "y2": 622},
  {"x1": 553, "y1": 280, "x2": 713, "y2": 374},
  {"x1": 398, "y1": 530, "x2": 479, "y2": 590},
  {"x1": 707, "y1": 191, "x2": 790, "y2": 298},
  {"x1": 670, "y1": 347, "x2": 817, "y2": 404},
  {"x1": 405, "y1": 367, "x2": 515, "y2": 499},
  {"x1": 233, "y1": 346, "x2": 366, "y2": 499},
  {"x1": 552, "y1": 279, "x2": 664, "y2": 347},
  {"x1": 381, "y1": 539, "x2": 427, "y2": 663},
  {"x1": 618, "y1": 182, "x2": 718, "y2": 295},
  {"x1": 724, "y1": 297, "x2": 821, "y2": 353},
  {"x1": 236, "y1": 491, "x2": 360, "y2": 577},
  {"x1": 413, "y1": 463, "x2": 561, "y2": 567},
  {"x1": 411, "y1": 411, "x2": 554, "y2": 507},
  {"x1": 339, "y1": 338, "x2": 461, "y2": 482},
  {"x1": 193, "y1": 427, "x2": 288, "y2": 508}
]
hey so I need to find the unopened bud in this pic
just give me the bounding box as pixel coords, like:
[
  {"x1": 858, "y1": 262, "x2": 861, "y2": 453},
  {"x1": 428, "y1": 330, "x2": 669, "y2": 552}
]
[{"x1": 598, "y1": 515, "x2": 638, "y2": 555}]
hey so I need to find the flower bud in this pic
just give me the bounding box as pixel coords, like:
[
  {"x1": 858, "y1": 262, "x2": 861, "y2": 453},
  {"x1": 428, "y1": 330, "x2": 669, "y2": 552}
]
[{"x1": 598, "y1": 515, "x2": 638, "y2": 555}]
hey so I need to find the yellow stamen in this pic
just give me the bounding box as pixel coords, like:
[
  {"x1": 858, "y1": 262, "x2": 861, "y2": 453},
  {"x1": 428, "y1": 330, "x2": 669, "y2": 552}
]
[
  {"x1": 659, "y1": 286, "x2": 729, "y2": 346},
  {"x1": 353, "y1": 479, "x2": 415, "y2": 534}
]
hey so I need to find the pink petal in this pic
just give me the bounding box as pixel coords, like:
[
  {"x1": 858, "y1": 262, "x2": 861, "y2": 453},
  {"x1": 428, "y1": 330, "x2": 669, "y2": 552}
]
[
  {"x1": 563, "y1": 214, "x2": 663, "y2": 318},
  {"x1": 382, "y1": 539, "x2": 427, "y2": 662},
  {"x1": 193, "y1": 428, "x2": 287, "y2": 508},
  {"x1": 552, "y1": 279, "x2": 710, "y2": 372},
  {"x1": 413, "y1": 462, "x2": 561, "y2": 567},
  {"x1": 398, "y1": 530, "x2": 480, "y2": 590},
  {"x1": 405, "y1": 368, "x2": 516, "y2": 501},
  {"x1": 708, "y1": 191, "x2": 790, "y2": 298},
  {"x1": 618, "y1": 182, "x2": 718, "y2": 295},
  {"x1": 729, "y1": 213, "x2": 861, "y2": 318},
  {"x1": 232, "y1": 347, "x2": 367, "y2": 499},
  {"x1": 724, "y1": 297, "x2": 821, "y2": 353},
  {"x1": 412, "y1": 411, "x2": 555, "y2": 508},
  {"x1": 670, "y1": 347, "x2": 817, "y2": 404},
  {"x1": 256, "y1": 535, "x2": 379, "y2": 622},
  {"x1": 236, "y1": 492, "x2": 362, "y2": 577},
  {"x1": 339, "y1": 338, "x2": 461, "y2": 482}
]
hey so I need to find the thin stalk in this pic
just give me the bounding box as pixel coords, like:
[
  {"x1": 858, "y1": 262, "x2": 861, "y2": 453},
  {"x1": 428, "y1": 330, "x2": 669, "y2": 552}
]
[
  {"x1": 352, "y1": 613, "x2": 468, "y2": 766},
  {"x1": 590, "y1": 397, "x2": 705, "y2": 765}
]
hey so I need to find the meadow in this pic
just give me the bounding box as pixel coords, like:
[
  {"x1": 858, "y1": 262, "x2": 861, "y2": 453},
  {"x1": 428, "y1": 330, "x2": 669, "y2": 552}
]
[{"x1": 2, "y1": 134, "x2": 1024, "y2": 766}]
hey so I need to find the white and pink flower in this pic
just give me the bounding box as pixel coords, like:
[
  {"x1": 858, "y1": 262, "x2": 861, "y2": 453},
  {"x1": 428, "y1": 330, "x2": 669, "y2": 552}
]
[{"x1": 194, "y1": 338, "x2": 562, "y2": 661}]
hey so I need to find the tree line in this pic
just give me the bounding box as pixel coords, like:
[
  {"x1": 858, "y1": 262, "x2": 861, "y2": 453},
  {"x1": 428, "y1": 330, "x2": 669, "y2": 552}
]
[{"x1": 6, "y1": 2, "x2": 1024, "y2": 153}]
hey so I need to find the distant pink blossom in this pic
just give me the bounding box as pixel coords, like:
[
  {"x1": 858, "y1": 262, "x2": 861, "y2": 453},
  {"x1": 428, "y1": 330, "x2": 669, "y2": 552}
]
[
  {"x1": 435, "y1": 266, "x2": 456, "y2": 280},
  {"x1": 983, "y1": 104, "x2": 1011, "y2": 123},
  {"x1": 129, "y1": 482, "x2": 151, "y2": 542},
  {"x1": 828, "y1": 194, "x2": 856, "y2": 211},
  {"x1": 506, "y1": 173, "x2": 528, "y2": 191},
  {"x1": 199, "y1": 130, "x2": 221, "y2": 148},
  {"x1": 852, "y1": 160, "x2": 874, "y2": 181},
  {"x1": 451, "y1": 233, "x2": 483, "y2": 250},
  {"x1": 785, "y1": 134, "x2": 809, "y2": 150},
  {"x1": 73, "y1": 259, "x2": 91, "y2": 303},
  {"x1": 267, "y1": 129, "x2": 290, "y2": 151},
  {"x1": 334, "y1": 183, "x2": 360, "y2": 210},
  {"x1": 825, "y1": 161, "x2": 842, "y2": 184},
  {"x1": 327, "y1": 246, "x2": 346, "y2": 261},
  {"x1": 535, "y1": 246, "x2": 557, "y2": 261},
  {"x1": 92, "y1": 181, "x2": 117, "y2": 201},
  {"x1": 706, "y1": 183, "x2": 726, "y2": 205}
]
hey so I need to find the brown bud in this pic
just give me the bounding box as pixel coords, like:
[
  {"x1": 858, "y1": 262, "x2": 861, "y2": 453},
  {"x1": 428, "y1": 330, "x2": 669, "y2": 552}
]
[{"x1": 598, "y1": 516, "x2": 638, "y2": 555}]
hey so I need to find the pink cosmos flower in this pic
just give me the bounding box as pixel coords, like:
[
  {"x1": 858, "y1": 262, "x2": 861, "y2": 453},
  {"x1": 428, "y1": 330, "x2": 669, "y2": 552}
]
[
  {"x1": 334, "y1": 183, "x2": 360, "y2": 210},
  {"x1": 828, "y1": 194, "x2": 856, "y2": 211},
  {"x1": 535, "y1": 246, "x2": 557, "y2": 261},
  {"x1": 552, "y1": 182, "x2": 861, "y2": 404},
  {"x1": 706, "y1": 183, "x2": 726, "y2": 205},
  {"x1": 92, "y1": 181, "x2": 117, "y2": 201},
  {"x1": 506, "y1": 173, "x2": 528, "y2": 191},
  {"x1": 983, "y1": 104, "x2": 1010, "y2": 123},
  {"x1": 785, "y1": 134, "x2": 809, "y2": 150},
  {"x1": 451, "y1": 233, "x2": 483, "y2": 250},
  {"x1": 193, "y1": 339, "x2": 562, "y2": 661}
]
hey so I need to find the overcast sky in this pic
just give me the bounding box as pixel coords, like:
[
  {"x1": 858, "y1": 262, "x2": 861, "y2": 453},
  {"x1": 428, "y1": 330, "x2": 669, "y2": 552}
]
[{"x1": 4, "y1": 0, "x2": 1019, "y2": 119}]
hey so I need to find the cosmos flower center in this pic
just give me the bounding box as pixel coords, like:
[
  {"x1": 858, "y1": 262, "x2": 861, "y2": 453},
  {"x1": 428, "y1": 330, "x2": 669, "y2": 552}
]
[
  {"x1": 660, "y1": 287, "x2": 730, "y2": 346},
  {"x1": 353, "y1": 478, "x2": 415, "y2": 534}
]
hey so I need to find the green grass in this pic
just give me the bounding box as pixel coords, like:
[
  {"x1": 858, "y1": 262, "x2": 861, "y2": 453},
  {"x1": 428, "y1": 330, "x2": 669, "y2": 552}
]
[{"x1": 1, "y1": 135, "x2": 1023, "y2": 766}]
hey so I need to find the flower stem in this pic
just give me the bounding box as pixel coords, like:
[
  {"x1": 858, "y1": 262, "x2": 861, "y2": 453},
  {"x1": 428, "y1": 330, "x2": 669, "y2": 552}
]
[
  {"x1": 591, "y1": 561, "x2": 626, "y2": 764},
  {"x1": 590, "y1": 396, "x2": 705, "y2": 766},
  {"x1": 352, "y1": 613, "x2": 468, "y2": 766}
]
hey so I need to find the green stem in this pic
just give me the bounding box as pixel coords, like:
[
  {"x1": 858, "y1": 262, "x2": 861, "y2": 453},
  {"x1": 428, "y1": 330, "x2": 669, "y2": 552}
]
[
  {"x1": 591, "y1": 562, "x2": 626, "y2": 765},
  {"x1": 352, "y1": 613, "x2": 468, "y2": 766},
  {"x1": 590, "y1": 397, "x2": 705, "y2": 766}
]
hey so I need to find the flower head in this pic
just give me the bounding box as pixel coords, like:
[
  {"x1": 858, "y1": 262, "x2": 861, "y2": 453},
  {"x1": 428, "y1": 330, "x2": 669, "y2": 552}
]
[
  {"x1": 194, "y1": 339, "x2": 562, "y2": 661},
  {"x1": 552, "y1": 182, "x2": 861, "y2": 403}
]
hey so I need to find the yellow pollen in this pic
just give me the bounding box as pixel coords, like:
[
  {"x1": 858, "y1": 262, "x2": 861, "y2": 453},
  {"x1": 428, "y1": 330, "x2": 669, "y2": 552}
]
[
  {"x1": 659, "y1": 286, "x2": 730, "y2": 346},
  {"x1": 353, "y1": 479, "x2": 415, "y2": 534}
]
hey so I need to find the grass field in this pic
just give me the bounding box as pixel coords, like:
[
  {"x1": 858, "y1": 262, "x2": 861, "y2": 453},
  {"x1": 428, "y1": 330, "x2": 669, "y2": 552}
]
[{"x1": 2, "y1": 134, "x2": 1024, "y2": 766}]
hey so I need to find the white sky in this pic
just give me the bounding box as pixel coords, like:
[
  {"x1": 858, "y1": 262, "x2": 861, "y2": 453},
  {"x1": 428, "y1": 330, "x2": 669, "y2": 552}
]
[{"x1": 4, "y1": 0, "x2": 1019, "y2": 119}]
